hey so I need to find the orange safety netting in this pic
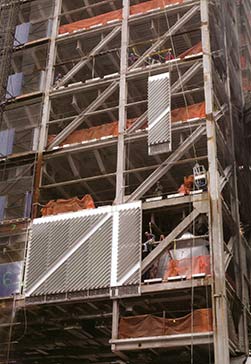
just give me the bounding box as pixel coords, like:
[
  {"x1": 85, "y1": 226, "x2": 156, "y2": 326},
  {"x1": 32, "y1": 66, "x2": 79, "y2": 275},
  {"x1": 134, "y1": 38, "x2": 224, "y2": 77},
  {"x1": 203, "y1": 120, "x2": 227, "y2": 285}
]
[
  {"x1": 48, "y1": 103, "x2": 205, "y2": 147},
  {"x1": 171, "y1": 102, "x2": 205, "y2": 122},
  {"x1": 179, "y1": 41, "x2": 202, "y2": 59},
  {"x1": 48, "y1": 119, "x2": 136, "y2": 147},
  {"x1": 41, "y1": 195, "x2": 95, "y2": 216},
  {"x1": 59, "y1": 0, "x2": 183, "y2": 34},
  {"x1": 164, "y1": 255, "x2": 211, "y2": 279},
  {"x1": 119, "y1": 308, "x2": 213, "y2": 339}
]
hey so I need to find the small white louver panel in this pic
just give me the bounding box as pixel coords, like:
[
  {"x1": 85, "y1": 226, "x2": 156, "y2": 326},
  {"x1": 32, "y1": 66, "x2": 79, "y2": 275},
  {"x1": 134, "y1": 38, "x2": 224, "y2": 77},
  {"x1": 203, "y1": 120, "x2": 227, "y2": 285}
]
[
  {"x1": 24, "y1": 202, "x2": 142, "y2": 297},
  {"x1": 148, "y1": 72, "x2": 171, "y2": 155}
]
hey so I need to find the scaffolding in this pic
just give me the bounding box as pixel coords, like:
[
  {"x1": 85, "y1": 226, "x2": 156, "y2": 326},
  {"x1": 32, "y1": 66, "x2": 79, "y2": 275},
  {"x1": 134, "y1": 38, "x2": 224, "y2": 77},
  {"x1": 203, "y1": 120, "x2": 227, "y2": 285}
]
[{"x1": 0, "y1": 0, "x2": 250, "y2": 363}]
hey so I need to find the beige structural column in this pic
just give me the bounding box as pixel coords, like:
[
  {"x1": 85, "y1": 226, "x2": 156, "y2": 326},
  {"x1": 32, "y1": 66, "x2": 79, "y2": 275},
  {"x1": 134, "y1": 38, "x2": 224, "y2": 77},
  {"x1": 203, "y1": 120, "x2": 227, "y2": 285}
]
[
  {"x1": 33, "y1": 0, "x2": 62, "y2": 217},
  {"x1": 115, "y1": 0, "x2": 130, "y2": 204},
  {"x1": 201, "y1": 1, "x2": 230, "y2": 363},
  {"x1": 112, "y1": 0, "x2": 130, "y2": 349}
]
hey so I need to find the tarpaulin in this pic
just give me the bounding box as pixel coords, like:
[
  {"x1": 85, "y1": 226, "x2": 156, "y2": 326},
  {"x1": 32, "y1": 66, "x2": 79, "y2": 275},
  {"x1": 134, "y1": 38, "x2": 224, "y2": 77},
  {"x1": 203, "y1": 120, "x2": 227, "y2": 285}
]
[
  {"x1": 119, "y1": 308, "x2": 213, "y2": 339},
  {"x1": 171, "y1": 102, "x2": 205, "y2": 122},
  {"x1": 41, "y1": 195, "x2": 95, "y2": 216},
  {"x1": 163, "y1": 255, "x2": 211, "y2": 279},
  {"x1": 48, "y1": 119, "x2": 136, "y2": 147},
  {"x1": 48, "y1": 103, "x2": 205, "y2": 147},
  {"x1": 59, "y1": 0, "x2": 183, "y2": 34},
  {"x1": 179, "y1": 42, "x2": 202, "y2": 59}
]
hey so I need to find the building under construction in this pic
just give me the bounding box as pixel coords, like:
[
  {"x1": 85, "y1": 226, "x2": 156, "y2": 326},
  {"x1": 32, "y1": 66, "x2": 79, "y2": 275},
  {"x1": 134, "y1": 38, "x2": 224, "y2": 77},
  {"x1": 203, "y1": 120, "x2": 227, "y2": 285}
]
[{"x1": 0, "y1": 0, "x2": 251, "y2": 363}]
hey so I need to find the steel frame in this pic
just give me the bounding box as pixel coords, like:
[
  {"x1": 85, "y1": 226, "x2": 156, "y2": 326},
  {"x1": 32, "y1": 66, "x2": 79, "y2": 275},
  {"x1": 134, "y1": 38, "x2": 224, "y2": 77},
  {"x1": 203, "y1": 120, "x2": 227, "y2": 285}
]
[{"x1": 0, "y1": 0, "x2": 250, "y2": 363}]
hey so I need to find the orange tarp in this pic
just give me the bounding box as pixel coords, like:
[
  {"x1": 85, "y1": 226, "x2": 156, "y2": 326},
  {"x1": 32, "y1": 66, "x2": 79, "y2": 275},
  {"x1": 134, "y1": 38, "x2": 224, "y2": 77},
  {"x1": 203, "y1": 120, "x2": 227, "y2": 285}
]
[
  {"x1": 119, "y1": 308, "x2": 213, "y2": 339},
  {"x1": 48, "y1": 119, "x2": 136, "y2": 147},
  {"x1": 63, "y1": 121, "x2": 120, "y2": 145},
  {"x1": 164, "y1": 255, "x2": 211, "y2": 279},
  {"x1": 59, "y1": 0, "x2": 183, "y2": 34},
  {"x1": 179, "y1": 41, "x2": 202, "y2": 59},
  {"x1": 41, "y1": 195, "x2": 95, "y2": 216},
  {"x1": 48, "y1": 103, "x2": 205, "y2": 147},
  {"x1": 171, "y1": 102, "x2": 205, "y2": 122}
]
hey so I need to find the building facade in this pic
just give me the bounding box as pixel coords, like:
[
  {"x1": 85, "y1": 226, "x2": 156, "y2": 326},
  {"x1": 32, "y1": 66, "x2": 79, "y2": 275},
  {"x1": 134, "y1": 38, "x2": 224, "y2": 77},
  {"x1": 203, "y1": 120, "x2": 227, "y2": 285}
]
[{"x1": 0, "y1": 0, "x2": 251, "y2": 363}]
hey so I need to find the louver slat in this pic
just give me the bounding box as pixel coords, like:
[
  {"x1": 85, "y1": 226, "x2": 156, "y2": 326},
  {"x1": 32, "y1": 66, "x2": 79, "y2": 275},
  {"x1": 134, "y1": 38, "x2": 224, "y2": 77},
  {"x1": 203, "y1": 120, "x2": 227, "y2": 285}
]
[{"x1": 24, "y1": 202, "x2": 142, "y2": 297}]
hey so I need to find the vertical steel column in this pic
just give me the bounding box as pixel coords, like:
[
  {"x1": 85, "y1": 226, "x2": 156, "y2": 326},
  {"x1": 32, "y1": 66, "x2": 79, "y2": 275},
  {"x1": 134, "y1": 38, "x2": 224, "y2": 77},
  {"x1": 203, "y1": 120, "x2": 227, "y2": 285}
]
[
  {"x1": 201, "y1": 1, "x2": 230, "y2": 363},
  {"x1": 111, "y1": 299, "x2": 119, "y2": 341},
  {"x1": 33, "y1": 0, "x2": 62, "y2": 217},
  {"x1": 115, "y1": 0, "x2": 130, "y2": 204},
  {"x1": 112, "y1": 0, "x2": 130, "y2": 343}
]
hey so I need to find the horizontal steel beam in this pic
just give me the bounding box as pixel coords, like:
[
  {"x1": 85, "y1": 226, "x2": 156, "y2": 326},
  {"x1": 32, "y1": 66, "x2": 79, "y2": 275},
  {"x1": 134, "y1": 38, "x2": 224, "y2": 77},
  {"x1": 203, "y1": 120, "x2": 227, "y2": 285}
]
[
  {"x1": 141, "y1": 276, "x2": 211, "y2": 294},
  {"x1": 50, "y1": 58, "x2": 202, "y2": 99},
  {"x1": 111, "y1": 332, "x2": 213, "y2": 351},
  {"x1": 41, "y1": 156, "x2": 207, "y2": 189},
  {"x1": 142, "y1": 191, "x2": 208, "y2": 210}
]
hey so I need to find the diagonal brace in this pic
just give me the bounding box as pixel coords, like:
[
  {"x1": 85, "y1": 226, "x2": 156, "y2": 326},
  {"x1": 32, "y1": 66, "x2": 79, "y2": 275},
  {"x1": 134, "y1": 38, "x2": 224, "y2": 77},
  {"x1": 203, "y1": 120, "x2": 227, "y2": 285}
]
[
  {"x1": 224, "y1": 237, "x2": 234, "y2": 271},
  {"x1": 130, "y1": 5, "x2": 200, "y2": 70},
  {"x1": 47, "y1": 81, "x2": 118, "y2": 150},
  {"x1": 55, "y1": 26, "x2": 121, "y2": 88},
  {"x1": 171, "y1": 62, "x2": 202, "y2": 93},
  {"x1": 220, "y1": 165, "x2": 233, "y2": 192},
  {"x1": 127, "y1": 110, "x2": 147, "y2": 134},
  {"x1": 127, "y1": 125, "x2": 206, "y2": 201},
  {"x1": 142, "y1": 208, "x2": 200, "y2": 273}
]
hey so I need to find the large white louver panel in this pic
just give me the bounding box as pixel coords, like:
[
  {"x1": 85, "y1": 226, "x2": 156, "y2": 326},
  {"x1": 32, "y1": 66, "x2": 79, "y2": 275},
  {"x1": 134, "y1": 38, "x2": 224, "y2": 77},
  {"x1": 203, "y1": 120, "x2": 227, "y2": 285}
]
[
  {"x1": 148, "y1": 72, "x2": 171, "y2": 155},
  {"x1": 24, "y1": 202, "x2": 142, "y2": 297}
]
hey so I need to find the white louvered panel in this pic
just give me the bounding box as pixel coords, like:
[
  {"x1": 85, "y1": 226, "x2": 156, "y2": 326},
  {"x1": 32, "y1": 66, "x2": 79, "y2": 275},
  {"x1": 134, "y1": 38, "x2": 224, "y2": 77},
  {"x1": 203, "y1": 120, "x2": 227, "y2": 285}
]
[
  {"x1": 24, "y1": 202, "x2": 142, "y2": 297},
  {"x1": 148, "y1": 72, "x2": 171, "y2": 155},
  {"x1": 116, "y1": 208, "x2": 141, "y2": 286}
]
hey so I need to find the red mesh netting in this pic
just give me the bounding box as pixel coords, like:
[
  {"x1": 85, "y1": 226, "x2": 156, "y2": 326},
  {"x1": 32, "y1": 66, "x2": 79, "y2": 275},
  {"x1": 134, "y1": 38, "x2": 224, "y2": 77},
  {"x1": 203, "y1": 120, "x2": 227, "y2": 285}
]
[
  {"x1": 48, "y1": 119, "x2": 135, "y2": 147},
  {"x1": 119, "y1": 308, "x2": 213, "y2": 339},
  {"x1": 171, "y1": 102, "x2": 205, "y2": 122},
  {"x1": 48, "y1": 103, "x2": 205, "y2": 147},
  {"x1": 41, "y1": 195, "x2": 95, "y2": 216},
  {"x1": 59, "y1": 0, "x2": 184, "y2": 34}
]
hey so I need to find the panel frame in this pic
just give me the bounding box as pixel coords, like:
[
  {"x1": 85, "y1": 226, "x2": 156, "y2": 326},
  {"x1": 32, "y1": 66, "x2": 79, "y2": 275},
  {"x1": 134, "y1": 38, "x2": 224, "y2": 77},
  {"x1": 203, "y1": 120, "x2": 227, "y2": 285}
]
[{"x1": 24, "y1": 201, "x2": 142, "y2": 297}]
